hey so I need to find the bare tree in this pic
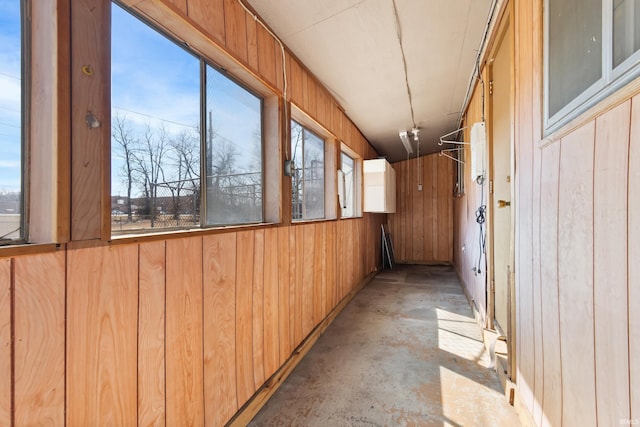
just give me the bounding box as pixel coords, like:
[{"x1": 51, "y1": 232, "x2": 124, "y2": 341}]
[
  {"x1": 134, "y1": 123, "x2": 169, "y2": 227},
  {"x1": 168, "y1": 127, "x2": 200, "y2": 223},
  {"x1": 112, "y1": 113, "x2": 138, "y2": 222}
]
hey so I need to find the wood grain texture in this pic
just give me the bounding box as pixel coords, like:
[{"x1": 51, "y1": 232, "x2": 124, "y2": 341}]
[
  {"x1": 263, "y1": 228, "x2": 279, "y2": 379},
  {"x1": 223, "y1": 0, "x2": 247, "y2": 63},
  {"x1": 252, "y1": 230, "x2": 265, "y2": 389},
  {"x1": 0, "y1": 258, "x2": 11, "y2": 426},
  {"x1": 235, "y1": 230, "x2": 255, "y2": 406},
  {"x1": 165, "y1": 237, "x2": 204, "y2": 427},
  {"x1": 294, "y1": 226, "x2": 304, "y2": 346},
  {"x1": 630, "y1": 94, "x2": 640, "y2": 422},
  {"x1": 14, "y1": 252, "x2": 65, "y2": 426},
  {"x1": 313, "y1": 223, "x2": 323, "y2": 325},
  {"x1": 203, "y1": 233, "x2": 238, "y2": 427},
  {"x1": 67, "y1": 244, "x2": 138, "y2": 425},
  {"x1": 257, "y1": 25, "x2": 276, "y2": 87},
  {"x1": 593, "y1": 101, "x2": 631, "y2": 426},
  {"x1": 70, "y1": 0, "x2": 110, "y2": 240},
  {"x1": 277, "y1": 227, "x2": 291, "y2": 365},
  {"x1": 326, "y1": 221, "x2": 337, "y2": 310},
  {"x1": 187, "y1": 0, "x2": 225, "y2": 44},
  {"x1": 138, "y1": 241, "x2": 166, "y2": 427},
  {"x1": 302, "y1": 224, "x2": 315, "y2": 337},
  {"x1": 557, "y1": 123, "x2": 597, "y2": 427},
  {"x1": 539, "y1": 143, "x2": 562, "y2": 427},
  {"x1": 245, "y1": 12, "x2": 259, "y2": 72}
]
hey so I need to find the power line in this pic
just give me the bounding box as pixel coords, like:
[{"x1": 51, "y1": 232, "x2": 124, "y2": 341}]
[
  {"x1": 0, "y1": 121, "x2": 19, "y2": 129},
  {"x1": 0, "y1": 72, "x2": 20, "y2": 81},
  {"x1": 113, "y1": 105, "x2": 197, "y2": 129}
]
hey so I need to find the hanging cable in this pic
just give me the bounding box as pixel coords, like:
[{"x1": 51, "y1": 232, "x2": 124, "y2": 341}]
[
  {"x1": 392, "y1": 0, "x2": 416, "y2": 130},
  {"x1": 237, "y1": 0, "x2": 290, "y2": 158}
]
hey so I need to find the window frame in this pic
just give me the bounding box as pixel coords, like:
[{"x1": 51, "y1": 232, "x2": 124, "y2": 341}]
[
  {"x1": 544, "y1": 0, "x2": 640, "y2": 134},
  {"x1": 339, "y1": 144, "x2": 362, "y2": 219},
  {"x1": 110, "y1": 1, "x2": 277, "y2": 237},
  {"x1": 289, "y1": 105, "x2": 336, "y2": 223}
]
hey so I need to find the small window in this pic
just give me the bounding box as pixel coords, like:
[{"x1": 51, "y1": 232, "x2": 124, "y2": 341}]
[
  {"x1": 0, "y1": 0, "x2": 24, "y2": 243},
  {"x1": 111, "y1": 2, "x2": 264, "y2": 234},
  {"x1": 340, "y1": 151, "x2": 357, "y2": 218},
  {"x1": 291, "y1": 120, "x2": 325, "y2": 221},
  {"x1": 546, "y1": 0, "x2": 640, "y2": 132}
]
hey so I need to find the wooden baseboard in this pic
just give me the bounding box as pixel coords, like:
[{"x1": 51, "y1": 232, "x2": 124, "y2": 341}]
[{"x1": 227, "y1": 270, "x2": 378, "y2": 426}]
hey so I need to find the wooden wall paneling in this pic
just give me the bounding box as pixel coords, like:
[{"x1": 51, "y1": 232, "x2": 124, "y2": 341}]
[
  {"x1": 245, "y1": 12, "x2": 259, "y2": 72},
  {"x1": 236, "y1": 230, "x2": 255, "y2": 405},
  {"x1": 326, "y1": 221, "x2": 337, "y2": 310},
  {"x1": 431, "y1": 158, "x2": 440, "y2": 260},
  {"x1": 317, "y1": 87, "x2": 327, "y2": 129},
  {"x1": 422, "y1": 156, "x2": 434, "y2": 261},
  {"x1": 70, "y1": 0, "x2": 110, "y2": 240},
  {"x1": 223, "y1": 0, "x2": 248, "y2": 63},
  {"x1": 294, "y1": 226, "x2": 305, "y2": 346},
  {"x1": 438, "y1": 156, "x2": 450, "y2": 261},
  {"x1": 593, "y1": 101, "x2": 631, "y2": 425},
  {"x1": 256, "y1": 25, "x2": 276, "y2": 87},
  {"x1": 187, "y1": 0, "x2": 225, "y2": 44},
  {"x1": 166, "y1": 0, "x2": 187, "y2": 14},
  {"x1": 335, "y1": 221, "x2": 343, "y2": 300},
  {"x1": 0, "y1": 258, "x2": 10, "y2": 426},
  {"x1": 411, "y1": 156, "x2": 424, "y2": 261},
  {"x1": 277, "y1": 227, "x2": 292, "y2": 365},
  {"x1": 165, "y1": 237, "x2": 204, "y2": 426},
  {"x1": 203, "y1": 233, "x2": 238, "y2": 426},
  {"x1": 396, "y1": 160, "x2": 406, "y2": 261},
  {"x1": 289, "y1": 56, "x2": 303, "y2": 105},
  {"x1": 307, "y1": 78, "x2": 318, "y2": 120},
  {"x1": 447, "y1": 159, "x2": 454, "y2": 261},
  {"x1": 539, "y1": 143, "x2": 562, "y2": 427},
  {"x1": 302, "y1": 224, "x2": 315, "y2": 337},
  {"x1": 252, "y1": 230, "x2": 265, "y2": 389},
  {"x1": 629, "y1": 94, "x2": 640, "y2": 422},
  {"x1": 313, "y1": 223, "x2": 324, "y2": 325},
  {"x1": 263, "y1": 228, "x2": 279, "y2": 378},
  {"x1": 67, "y1": 244, "x2": 138, "y2": 425},
  {"x1": 531, "y1": 126, "x2": 544, "y2": 426},
  {"x1": 332, "y1": 103, "x2": 343, "y2": 139},
  {"x1": 138, "y1": 241, "x2": 167, "y2": 427},
  {"x1": 20, "y1": 262, "x2": 146, "y2": 414},
  {"x1": 274, "y1": 45, "x2": 284, "y2": 93},
  {"x1": 288, "y1": 228, "x2": 297, "y2": 351},
  {"x1": 557, "y1": 123, "x2": 597, "y2": 426},
  {"x1": 320, "y1": 223, "x2": 329, "y2": 319},
  {"x1": 302, "y1": 71, "x2": 310, "y2": 112},
  {"x1": 514, "y1": 0, "x2": 535, "y2": 413}
]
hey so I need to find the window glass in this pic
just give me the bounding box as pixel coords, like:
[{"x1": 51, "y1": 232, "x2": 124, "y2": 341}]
[
  {"x1": 548, "y1": 0, "x2": 602, "y2": 117},
  {"x1": 613, "y1": 0, "x2": 640, "y2": 67},
  {"x1": 340, "y1": 152, "x2": 355, "y2": 217},
  {"x1": 291, "y1": 120, "x2": 325, "y2": 220},
  {"x1": 0, "y1": 0, "x2": 22, "y2": 242},
  {"x1": 205, "y1": 66, "x2": 263, "y2": 225}
]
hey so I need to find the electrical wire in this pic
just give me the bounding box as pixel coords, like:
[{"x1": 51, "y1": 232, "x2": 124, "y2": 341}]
[
  {"x1": 475, "y1": 175, "x2": 486, "y2": 275},
  {"x1": 236, "y1": 0, "x2": 290, "y2": 159},
  {"x1": 391, "y1": 0, "x2": 416, "y2": 130}
]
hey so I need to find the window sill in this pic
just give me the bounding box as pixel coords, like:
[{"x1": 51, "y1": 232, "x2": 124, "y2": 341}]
[
  {"x1": 109, "y1": 222, "x2": 277, "y2": 245},
  {"x1": 0, "y1": 242, "x2": 62, "y2": 258}
]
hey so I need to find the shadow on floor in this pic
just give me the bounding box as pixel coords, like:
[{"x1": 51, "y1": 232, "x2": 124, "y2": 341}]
[{"x1": 249, "y1": 265, "x2": 520, "y2": 427}]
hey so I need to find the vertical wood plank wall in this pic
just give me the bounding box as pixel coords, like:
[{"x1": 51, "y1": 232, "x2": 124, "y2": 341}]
[
  {"x1": 454, "y1": 0, "x2": 640, "y2": 425},
  {"x1": 387, "y1": 154, "x2": 454, "y2": 264},
  {"x1": 0, "y1": 0, "x2": 384, "y2": 426}
]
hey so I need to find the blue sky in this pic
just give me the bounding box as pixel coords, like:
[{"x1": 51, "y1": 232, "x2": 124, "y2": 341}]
[{"x1": 0, "y1": 0, "x2": 22, "y2": 193}]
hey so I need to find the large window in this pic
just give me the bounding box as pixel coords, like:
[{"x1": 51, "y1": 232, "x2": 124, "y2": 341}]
[
  {"x1": 546, "y1": 0, "x2": 640, "y2": 132},
  {"x1": 0, "y1": 0, "x2": 23, "y2": 243},
  {"x1": 291, "y1": 120, "x2": 325, "y2": 221},
  {"x1": 111, "y1": 2, "x2": 263, "y2": 234}
]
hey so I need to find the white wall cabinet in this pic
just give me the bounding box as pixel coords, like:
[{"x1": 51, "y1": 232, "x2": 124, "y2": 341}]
[{"x1": 363, "y1": 159, "x2": 396, "y2": 213}]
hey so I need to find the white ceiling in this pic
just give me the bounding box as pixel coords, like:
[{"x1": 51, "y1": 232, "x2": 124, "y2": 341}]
[{"x1": 247, "y1": 0, "x2": 493, "y2": 162}]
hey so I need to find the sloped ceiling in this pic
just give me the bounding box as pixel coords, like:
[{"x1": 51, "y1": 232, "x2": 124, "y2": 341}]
[{"x1": 246, "y1": 0, "x2": 493, "y2": 162}]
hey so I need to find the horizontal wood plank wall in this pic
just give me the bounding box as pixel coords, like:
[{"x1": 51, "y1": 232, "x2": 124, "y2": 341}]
[
  {"x1": 387, "y1": 153, "x2": 454, "y2": 264},
  {"x1": 452, "y1": 0, "x2": 640, "y2": 425}
]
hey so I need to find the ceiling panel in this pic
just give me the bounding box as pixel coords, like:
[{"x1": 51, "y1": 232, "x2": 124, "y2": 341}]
[{"x1": 247, "y1": 0, "x2": 493, "y2": 162}]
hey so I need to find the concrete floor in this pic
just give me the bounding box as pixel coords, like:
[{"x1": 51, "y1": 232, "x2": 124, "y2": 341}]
[{"x1": 249, "y1": 265, "x2": 521, "y2": 427}]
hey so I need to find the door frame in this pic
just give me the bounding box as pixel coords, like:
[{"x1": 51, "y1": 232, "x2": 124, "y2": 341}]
[{"x1": 484, "y1": 2, "x2": 517, "y2": 380}]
